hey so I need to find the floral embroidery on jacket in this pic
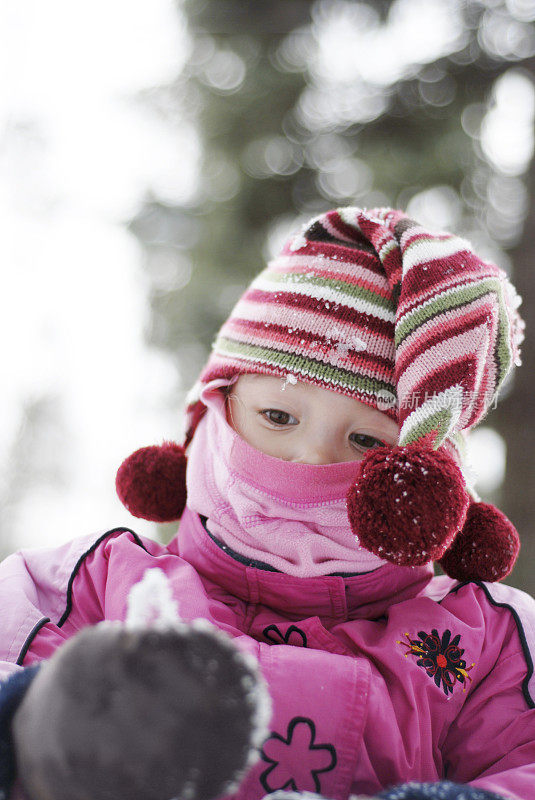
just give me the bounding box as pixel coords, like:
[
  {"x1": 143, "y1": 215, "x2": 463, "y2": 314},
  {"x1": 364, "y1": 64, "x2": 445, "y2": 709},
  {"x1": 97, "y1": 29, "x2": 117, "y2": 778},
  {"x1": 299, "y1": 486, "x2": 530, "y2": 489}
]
[
  {"x1": 260, "y1": 716, "x2": 336, "y2": 794},
  {"x1": 398, "y1": 628, "x2": 475, "y2": 696}
]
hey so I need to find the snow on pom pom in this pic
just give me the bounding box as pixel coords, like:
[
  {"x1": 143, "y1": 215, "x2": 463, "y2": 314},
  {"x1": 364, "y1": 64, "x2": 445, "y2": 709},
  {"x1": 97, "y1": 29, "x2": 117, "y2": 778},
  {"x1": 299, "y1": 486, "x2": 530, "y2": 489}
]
[
  {"x1": 346, "y1": 444, "x2": 470, "y2": 567},
  {"x1": 439, "y1": 501, "x2": 520, "y2": 582},
  {"x1": 115, "y1": 441, "x2": 187, "y2": 522}
]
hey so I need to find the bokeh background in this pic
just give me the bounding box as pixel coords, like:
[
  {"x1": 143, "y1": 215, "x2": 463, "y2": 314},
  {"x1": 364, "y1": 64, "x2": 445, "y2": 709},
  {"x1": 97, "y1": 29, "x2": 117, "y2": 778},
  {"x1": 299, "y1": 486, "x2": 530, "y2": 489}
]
[{"x1": 1, "y1": 0, "x2": 535, "y2": 590}]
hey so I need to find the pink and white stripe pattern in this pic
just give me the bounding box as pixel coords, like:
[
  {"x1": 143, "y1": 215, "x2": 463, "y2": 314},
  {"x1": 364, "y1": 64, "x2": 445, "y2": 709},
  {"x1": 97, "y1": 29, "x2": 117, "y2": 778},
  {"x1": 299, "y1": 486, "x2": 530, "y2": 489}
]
[{"x1": 186, "y1": 207, "x2": 524, "y2": 455}]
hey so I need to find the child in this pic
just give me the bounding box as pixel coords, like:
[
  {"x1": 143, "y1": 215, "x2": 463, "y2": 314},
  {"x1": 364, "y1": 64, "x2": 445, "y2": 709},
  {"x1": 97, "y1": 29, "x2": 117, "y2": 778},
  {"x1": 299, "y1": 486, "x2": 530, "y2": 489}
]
[{"x1": 0, "y1": 207, "x2": 532, "y2": 800}]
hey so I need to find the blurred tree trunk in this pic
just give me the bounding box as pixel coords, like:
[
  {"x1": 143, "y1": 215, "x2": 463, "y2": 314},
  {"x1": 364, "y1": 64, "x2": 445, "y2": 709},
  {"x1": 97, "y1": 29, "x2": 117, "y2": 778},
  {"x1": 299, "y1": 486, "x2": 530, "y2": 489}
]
[
  {"x1": 493, "y1": 151, "x2": 535, "y2": 592},
  {"x1": 189, "y1": 0, "x2": 315, "y2": 34}
]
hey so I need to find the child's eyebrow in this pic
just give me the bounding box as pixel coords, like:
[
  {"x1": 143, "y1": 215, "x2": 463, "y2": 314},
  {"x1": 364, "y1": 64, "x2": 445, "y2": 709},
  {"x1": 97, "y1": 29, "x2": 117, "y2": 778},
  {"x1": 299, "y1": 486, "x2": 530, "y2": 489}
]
[{"x1": 261, "y1": 399, "x2": 298, "y2": 408}]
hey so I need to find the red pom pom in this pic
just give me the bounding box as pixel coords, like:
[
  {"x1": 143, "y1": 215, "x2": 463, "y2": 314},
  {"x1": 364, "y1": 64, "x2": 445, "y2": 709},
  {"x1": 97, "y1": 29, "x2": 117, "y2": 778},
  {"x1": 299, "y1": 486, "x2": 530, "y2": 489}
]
[
  {"x1": 439, "y1": 501, "x2": 520, "y2": 582},
  {"x1": 346, "y1": 444, "x2": 470, "y2": 566},
  {"x1": 116, "y1": 442, "x2": 187, "y2": 522}
]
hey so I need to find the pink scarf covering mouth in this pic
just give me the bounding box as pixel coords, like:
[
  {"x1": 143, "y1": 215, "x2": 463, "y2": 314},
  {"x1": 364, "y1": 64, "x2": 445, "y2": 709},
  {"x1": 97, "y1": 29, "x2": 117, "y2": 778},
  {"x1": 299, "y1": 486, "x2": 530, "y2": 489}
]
[{"x1": 185, "y1": 380, "x2": 388, "y2": 577}]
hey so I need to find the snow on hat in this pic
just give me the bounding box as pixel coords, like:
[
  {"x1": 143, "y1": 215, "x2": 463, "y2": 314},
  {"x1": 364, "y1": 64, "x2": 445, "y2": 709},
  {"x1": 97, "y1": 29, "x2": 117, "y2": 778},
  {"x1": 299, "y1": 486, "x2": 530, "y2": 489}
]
[
  {"x1": 187, "y1": 209, "x2": 399, "y2": 424},
  {"x1": 116, "y1": 207, "x2": 524, "y2": 582}
]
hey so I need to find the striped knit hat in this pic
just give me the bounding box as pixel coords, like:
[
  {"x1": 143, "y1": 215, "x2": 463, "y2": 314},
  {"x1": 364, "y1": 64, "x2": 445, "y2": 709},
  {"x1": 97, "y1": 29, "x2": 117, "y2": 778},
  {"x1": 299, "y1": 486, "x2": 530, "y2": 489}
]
[{"x1": 116, "y1": 207, "x2": 525, "y2": 582}]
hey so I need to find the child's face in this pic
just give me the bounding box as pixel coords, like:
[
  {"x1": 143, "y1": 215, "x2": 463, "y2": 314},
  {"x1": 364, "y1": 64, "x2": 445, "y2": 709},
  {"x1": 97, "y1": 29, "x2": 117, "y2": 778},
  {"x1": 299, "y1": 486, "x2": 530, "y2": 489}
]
[{"x1": 226, "y1": 374, "x2": 399, "y2": 464}]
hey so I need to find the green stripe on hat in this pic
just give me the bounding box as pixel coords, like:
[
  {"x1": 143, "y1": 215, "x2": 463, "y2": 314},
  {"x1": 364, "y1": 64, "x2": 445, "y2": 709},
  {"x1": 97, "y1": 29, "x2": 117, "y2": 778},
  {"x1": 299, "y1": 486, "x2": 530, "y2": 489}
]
[
  {"x1": 396, "y1": 280, "x2": 498, "y2": 343},
  {"x1": 261, "y1": 269, "x2": 396, "y2": 314},
  {"x1": 396, "y1": 278, "x2": 513, "y2": 388},
  {"x1": 215, "y1": 336, "x2": 396, "y2": 398},
  {"x1": 399, "y1": 407, "x2": 456, "y2": 447}
]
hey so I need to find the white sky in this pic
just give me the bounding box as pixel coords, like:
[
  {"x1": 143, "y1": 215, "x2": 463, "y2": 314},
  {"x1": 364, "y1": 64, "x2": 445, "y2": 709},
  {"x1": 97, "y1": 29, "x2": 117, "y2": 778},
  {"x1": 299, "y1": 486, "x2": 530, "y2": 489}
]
[
  {"x1": 315, "y1": 0, "x2": 465, "y2": 88},
  {"x1": 0, "y1": 0, "x2": 196, "y2": 549},
  {"x1": 482, "y1": 69, "x2": 535, "y2": 175}
]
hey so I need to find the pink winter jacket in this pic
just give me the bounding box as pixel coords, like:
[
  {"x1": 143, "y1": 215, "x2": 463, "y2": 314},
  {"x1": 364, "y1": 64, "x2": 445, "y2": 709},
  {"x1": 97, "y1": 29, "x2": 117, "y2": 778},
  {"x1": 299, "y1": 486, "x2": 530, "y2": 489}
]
[{"x1": 1, "y1": 507, "x2": 535, "y2": 800}]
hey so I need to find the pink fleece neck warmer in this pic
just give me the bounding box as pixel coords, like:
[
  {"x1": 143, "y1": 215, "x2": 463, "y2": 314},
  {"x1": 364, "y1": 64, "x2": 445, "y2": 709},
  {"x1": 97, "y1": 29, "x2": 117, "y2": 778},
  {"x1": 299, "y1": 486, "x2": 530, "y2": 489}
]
[{"x1": 185, "y1": 381, "x2": 388, "y2": 577}]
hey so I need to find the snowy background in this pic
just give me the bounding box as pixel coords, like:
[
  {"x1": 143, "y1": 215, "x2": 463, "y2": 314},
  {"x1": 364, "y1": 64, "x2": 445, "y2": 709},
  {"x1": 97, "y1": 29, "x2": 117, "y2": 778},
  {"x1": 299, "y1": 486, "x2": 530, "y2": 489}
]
[{"x1": 0, "y1": 0, "x2": 196, "y2": 549}]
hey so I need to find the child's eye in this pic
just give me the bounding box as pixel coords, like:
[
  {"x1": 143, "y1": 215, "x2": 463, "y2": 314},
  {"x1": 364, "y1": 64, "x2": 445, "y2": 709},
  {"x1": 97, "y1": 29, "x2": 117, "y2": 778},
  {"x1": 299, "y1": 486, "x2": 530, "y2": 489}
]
[
  {"x1": 261, "y1": 409, "x2": 298, "y2": 426},
  {"x1": 349, "y1": 433, "x2": 386, "y2": 450}
]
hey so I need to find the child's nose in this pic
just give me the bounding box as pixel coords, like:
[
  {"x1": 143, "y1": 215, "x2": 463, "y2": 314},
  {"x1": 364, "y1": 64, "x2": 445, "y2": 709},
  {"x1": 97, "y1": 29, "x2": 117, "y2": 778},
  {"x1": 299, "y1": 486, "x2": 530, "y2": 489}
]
[{"x1": 295, "y1": 436, "x2": 340, "y2": 465}]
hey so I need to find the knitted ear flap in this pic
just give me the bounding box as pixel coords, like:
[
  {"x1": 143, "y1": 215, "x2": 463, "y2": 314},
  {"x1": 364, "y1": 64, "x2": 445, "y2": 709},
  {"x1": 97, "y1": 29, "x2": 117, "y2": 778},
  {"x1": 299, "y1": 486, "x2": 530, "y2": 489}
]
[
  {"x1": 116, "y1": 442, "x2": 187, "y2": 523},
  {"x1": 343, "y1": 208, "x2": 524, "y2": 580}
]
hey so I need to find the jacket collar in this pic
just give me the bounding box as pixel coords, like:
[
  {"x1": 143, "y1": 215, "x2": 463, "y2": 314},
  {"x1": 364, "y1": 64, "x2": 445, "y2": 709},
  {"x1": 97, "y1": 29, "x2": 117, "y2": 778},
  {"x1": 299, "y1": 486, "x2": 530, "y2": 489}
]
[{"x1": 171, "y1": 508, "x2": 435, "y2": 620}]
